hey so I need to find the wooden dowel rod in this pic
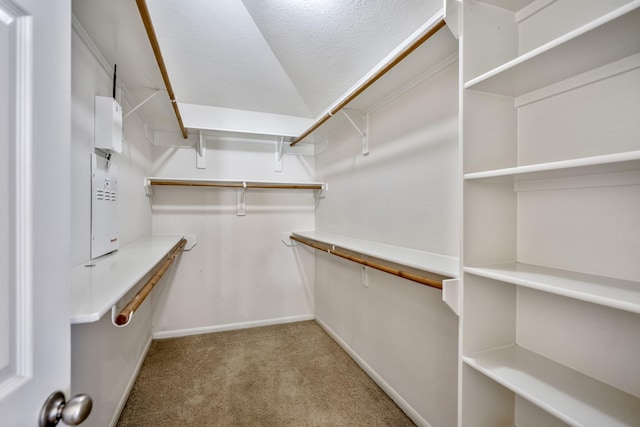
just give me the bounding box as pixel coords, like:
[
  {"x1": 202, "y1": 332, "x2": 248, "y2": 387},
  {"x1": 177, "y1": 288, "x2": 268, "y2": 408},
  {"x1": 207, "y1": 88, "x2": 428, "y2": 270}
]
[
  {"x1": 148, "y1": 180, "x2": 323, "y2": 190},
  {"x1": 290, "y1": 18, "x2": 446, "y2": 147},
  {"x1": 115, "y1": 238, "x2": 187, "y2": 326},
  {"x1": 290, "y1": 235, "x2": 443, "y2": 290},
  {"x1": 136, "y1": 0, "x2": 188, "y2": 139}
]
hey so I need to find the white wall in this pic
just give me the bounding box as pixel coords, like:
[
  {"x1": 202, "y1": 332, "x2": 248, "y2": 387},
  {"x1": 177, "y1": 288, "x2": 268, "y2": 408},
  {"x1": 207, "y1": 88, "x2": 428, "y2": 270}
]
[
  {"x1": 70, "y1": 26, "x2": 154, "y2": 427},
  {"x1": 150, "y1": 139, "x2": 316, "y2": 336},
  {"x1": 313, "y1": 63, "x2": 460, "y2": 427}
]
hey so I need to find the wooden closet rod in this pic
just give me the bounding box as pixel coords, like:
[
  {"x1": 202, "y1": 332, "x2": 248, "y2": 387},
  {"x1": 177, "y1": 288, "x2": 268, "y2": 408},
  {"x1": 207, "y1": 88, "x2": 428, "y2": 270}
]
[
  {"x1": 290, "y1": 235, "x2": 444, "y2": 290},
  {"x1": 289, "y1": 18, "x2": 446, "y2": 147},
  {"x1": 115, "y1": 238, "x2": 187, "y2": 326},
  {"x1": 148, "y1": 179, "x2": 323, "y2": 190},
  {"x1": 136, "y1": 0, "x2": 188, "y2": 139}
]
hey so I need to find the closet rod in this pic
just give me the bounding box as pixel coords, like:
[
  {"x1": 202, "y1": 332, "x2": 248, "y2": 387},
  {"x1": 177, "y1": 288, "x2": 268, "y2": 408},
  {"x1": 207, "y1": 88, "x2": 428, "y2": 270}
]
[
  {"x1": 135, "y1": 0, "x2": 188, "y2": 139},
  {"x1": 289, "y1": 18, "x2": 446, "y2": 147},
  {"x1": 290, "y1": 235, "x2": 444, "y2": 290},
  {"x1": 148, "y1": 179, "x2": 323, "y2": 190},
  {"x1": 115, "y1": 238, "x2": 187, "y2": 326}
]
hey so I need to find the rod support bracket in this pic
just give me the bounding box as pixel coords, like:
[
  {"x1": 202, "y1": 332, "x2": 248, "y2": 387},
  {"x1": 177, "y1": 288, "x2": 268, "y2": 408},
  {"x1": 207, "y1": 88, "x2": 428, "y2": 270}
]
[
  {"x1": 237, "y1": 181, "x2": 247, "y2": 216},
  {"x1": 275, "y1": 137, "x2": 284, "y2": 172},
  {"x1": 196, "y1": 130, "x2": 206, "y2": 169},
  {"x1": 111, "y1": 304, "x2": 132, "y2": 328}
]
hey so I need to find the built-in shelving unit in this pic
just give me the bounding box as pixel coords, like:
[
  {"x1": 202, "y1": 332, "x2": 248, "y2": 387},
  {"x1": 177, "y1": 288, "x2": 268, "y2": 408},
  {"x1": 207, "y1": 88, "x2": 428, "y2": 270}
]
[
  {"x1": 460, "y1": 0, "x2": 640, "y2": 425},
  {"x1": 70, "y1": 235, "x2": 183, "y2": 324}
]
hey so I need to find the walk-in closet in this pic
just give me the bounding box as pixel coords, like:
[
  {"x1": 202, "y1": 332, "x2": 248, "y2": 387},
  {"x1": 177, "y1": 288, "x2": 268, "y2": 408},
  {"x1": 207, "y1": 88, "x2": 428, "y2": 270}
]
[{"x1": 1, "y1": 0, "x2": 638, "y2": 426}]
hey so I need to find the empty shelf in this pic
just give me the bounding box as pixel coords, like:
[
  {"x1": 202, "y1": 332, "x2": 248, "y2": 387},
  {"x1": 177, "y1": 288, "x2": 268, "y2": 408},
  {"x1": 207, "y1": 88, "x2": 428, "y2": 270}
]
[
  {"x1": 71, "y1": 235, "x2": 184, "y2": 324},
  {"x1": 464, "y1": 150, "x2": 640, "y2": 183},
  {"x1": 465, "y1": 263, "x2": 640, "y2": 314},
  {"x1": 463, "y1": 345, "x2": 640, "y2": 427},
  {"x1": 464, "y1": 3, "x2": 640, "y2": 96},
  {"x1": 292, "y1": 231, "x2": 459, "y2": 279}
]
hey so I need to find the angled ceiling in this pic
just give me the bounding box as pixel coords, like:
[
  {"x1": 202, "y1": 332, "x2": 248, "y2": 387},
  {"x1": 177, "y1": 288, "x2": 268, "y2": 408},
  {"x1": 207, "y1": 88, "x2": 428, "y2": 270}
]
[{"x1": 73, "y1": 0, "x2": 443, "y2": 136}]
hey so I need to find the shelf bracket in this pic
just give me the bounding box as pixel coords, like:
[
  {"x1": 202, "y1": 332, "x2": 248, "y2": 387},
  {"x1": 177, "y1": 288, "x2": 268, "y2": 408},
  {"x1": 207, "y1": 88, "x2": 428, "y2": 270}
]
[
  {"x1": 144, "y1": 177, "x2": 153, "y2": 197},
  {"x1": 342, "y1": 110, "x2": 369, "y2": 156},
  {"x1": 442, "y1": 278, "x2": 460, "y2": 316},
  {"x1": 275, "y1": 137, "x2": 284, "y2": 172},
  {"x1": 237, "y1": 181, "x2": 247, "y2": 216},
  {"x1": 123, "y1": 89, "x2": 162, "y2": 120},
  {"x1": 196, "y1": 130, "x2": 206, "y2": 169}
]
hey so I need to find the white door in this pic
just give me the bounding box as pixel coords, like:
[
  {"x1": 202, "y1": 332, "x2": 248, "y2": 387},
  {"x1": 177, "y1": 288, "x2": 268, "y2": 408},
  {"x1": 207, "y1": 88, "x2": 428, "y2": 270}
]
[{"x1": 0, "y1": 0, "x2": 78, "y2": 425}]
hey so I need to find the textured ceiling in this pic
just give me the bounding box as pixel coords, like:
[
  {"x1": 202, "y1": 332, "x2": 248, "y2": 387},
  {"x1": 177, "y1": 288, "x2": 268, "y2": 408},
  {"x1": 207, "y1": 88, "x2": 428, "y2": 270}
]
[
  {"x1": 147, "y1": 0, "x2": 441, "y2": 119},
  {"x1": 73, "y1": 0, "x2": 443, "y2": 134}
]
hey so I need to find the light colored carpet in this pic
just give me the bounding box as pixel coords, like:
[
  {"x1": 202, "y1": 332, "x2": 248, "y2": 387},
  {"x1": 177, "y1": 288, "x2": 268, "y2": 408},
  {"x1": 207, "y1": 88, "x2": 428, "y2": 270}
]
[{"x1": 117, "y1": 320, "x2": 415, "y2": 426}]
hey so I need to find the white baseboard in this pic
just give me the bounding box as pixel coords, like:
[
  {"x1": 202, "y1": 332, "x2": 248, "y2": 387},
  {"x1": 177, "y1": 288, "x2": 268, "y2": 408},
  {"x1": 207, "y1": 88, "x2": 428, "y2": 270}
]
[
  {"x1": 109, "y1": 334, "x2": 153, "y2": 427},
  {"x1": 152, "y1": 314, "x2": 315, "y2": 339},
  {"x1": 315, "y1": 316, "x2": 432, "y2": 427}
]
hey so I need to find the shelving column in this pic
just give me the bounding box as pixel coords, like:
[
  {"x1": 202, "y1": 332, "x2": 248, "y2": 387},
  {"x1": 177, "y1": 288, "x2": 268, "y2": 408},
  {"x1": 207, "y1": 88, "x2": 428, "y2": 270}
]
[{"x1": 459, "y1": 1, "x2": 640, "y2": 426}]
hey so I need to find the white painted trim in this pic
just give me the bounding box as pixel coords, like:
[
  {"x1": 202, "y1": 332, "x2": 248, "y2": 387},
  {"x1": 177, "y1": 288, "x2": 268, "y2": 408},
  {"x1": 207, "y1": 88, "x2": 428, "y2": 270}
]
[
  {"x1": 108, "y1": 335, "x2": 153, "y2": 427},
  {"x1": 0, "y1": 4, "x2": 33, "y2": 401},
  {"x1": 152, "y1": 314, "x2": 315, "y2": 339},
  {"x1": 314, "y1": 317, "x2": 433, "y2": 427}
]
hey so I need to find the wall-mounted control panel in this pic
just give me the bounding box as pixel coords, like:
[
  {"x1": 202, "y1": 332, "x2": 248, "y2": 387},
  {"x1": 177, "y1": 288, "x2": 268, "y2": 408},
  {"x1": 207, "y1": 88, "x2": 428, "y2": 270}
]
[
  {"x1": 90, "y1": 153, "x2": 118, "y2": 259},
  {"x1": 94, "y1": 96, "x2": 122, "y2": 153}
]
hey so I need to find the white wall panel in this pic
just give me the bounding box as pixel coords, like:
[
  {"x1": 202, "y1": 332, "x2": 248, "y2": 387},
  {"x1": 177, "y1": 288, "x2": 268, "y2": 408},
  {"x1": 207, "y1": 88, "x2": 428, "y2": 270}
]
[
  {"x1": 314, "y1": 63, "x2": 460, "y2": 426},
  {"x1": 151, "y1": 140, "x2": 316, "y2": 335},
  {"x1": 70, "y1": 27, "x2": 153, "y2": 426}
]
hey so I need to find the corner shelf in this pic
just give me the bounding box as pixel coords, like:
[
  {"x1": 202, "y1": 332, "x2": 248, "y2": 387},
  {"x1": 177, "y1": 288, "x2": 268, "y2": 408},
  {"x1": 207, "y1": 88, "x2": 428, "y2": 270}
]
[
  {"x1": 70, "y1": 235, "x2": 184, "y2": 324},
  {"x1": 465, "y1": 263, "x2": 640, "y2": 315},
  {"x1": 463, "y1": 345, "x2": 640, "y2": 427},
  {"x1": 464, "y1": 2, "x2": 640, "y2": 97},
  {"x1": 291, "y1": 231, "x2": 459, "y2": 279}
]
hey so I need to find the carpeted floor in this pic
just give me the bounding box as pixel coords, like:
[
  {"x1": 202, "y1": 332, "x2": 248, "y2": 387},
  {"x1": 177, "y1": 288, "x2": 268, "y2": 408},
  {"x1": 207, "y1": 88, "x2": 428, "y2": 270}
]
[{"x1": 117, "y1": 320, "x2": 415, "y2": 426}]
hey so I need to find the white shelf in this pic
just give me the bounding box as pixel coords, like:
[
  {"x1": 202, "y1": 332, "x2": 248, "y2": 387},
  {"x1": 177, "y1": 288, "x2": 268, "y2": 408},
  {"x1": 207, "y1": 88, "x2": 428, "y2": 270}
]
[
  {"x1": 464, "y1": 150, "x2": 640, "y2": 182},
  {"x1": 145, "y1": 177, "x2": 324, "y2": 190},
  {"x1": 70, "y1": 235, "x2": 184, "y2": 324},
  {"x1": 464, "y1": 2, "x2": 640, "y2": 97},
  {"x1": 463, "y1": 345, "x2": 640, "y2": 427},
  {"x1": 291, "y1": 231, "x2": 459, "y2": 279},
  {"x1": 465, "y1": 262, "x2": 640, "y2": 314},
  {"x1": 303, "y1": 26, "x2": 458, "y2": 144}
]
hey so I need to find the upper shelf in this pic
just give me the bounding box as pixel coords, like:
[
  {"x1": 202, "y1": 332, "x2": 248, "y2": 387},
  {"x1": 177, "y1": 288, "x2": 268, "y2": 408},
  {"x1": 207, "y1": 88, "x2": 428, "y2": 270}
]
[
  {"x1": 292, "y1": 16, "x2": 458, "y2": 145},
  {"x1": 291, "y1": 231, "x2": 459, "y2": 279},
  {"x1": 465, "y1": 262, "x2": 640, "y2": 315},
  {"x1": 71, "y1": 235, "x2": 184, "y2": 324},
  {"x1": 464, "y1": 2, "x2": 640, "y2": 97},
  {"x1": 464, "y1": 150, "x2": 640, "y2": 183}
]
